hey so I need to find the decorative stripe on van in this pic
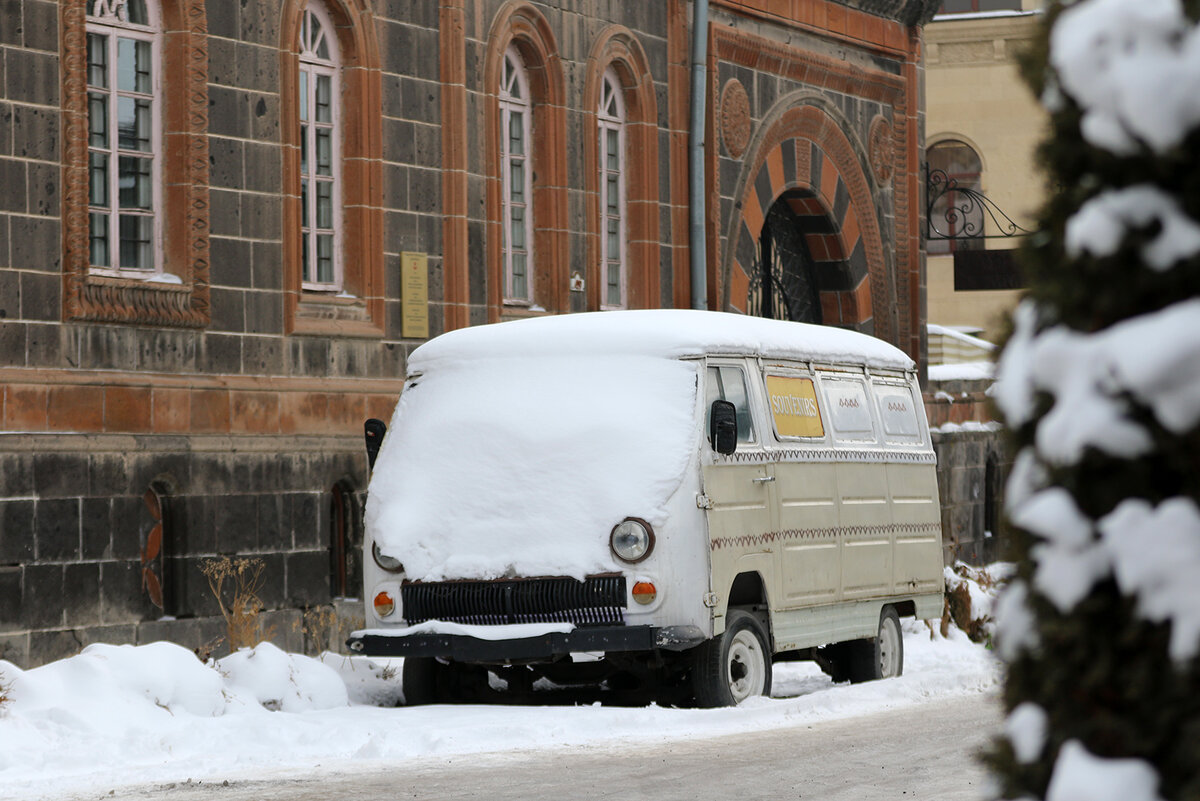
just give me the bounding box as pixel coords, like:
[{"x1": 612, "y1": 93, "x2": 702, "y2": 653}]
[
  {"x1": 710, "y1": 521, "x2": 942, "y2": 550},
  {"x1": 717, "y1": 448, "x2": 936, "y2": 465}
]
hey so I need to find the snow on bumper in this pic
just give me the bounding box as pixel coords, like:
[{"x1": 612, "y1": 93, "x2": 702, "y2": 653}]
[{"x1": 346, "y1": 622, "x2": 706, "y2": 662}]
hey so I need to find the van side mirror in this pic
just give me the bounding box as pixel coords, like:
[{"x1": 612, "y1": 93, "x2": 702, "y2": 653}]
[
  {"x1": 364, "y1": 418, "x2": 388, "y2": 471},
  {"x1": 709, "y1": 400, "x2": 738, "y2": 455}
]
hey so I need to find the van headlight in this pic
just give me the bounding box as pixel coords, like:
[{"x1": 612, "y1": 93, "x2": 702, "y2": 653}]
[
  {"x1": 610, "y1": 517, "x2": 654, "y2": 563},
  {"x1": 372, "y1": 541, "x2": 404, "y2": 573}
]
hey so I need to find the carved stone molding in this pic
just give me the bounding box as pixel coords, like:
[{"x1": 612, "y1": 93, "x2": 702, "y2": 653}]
[
  {"x1": 869, "y1": 115, "x2": 895, "y2": 185},
  {"x1": 61, "y1": 0, "x2": 211, "y2": 328},
  {"x1": 720, "y1": 78, "x2": 751, "y2": 159}
]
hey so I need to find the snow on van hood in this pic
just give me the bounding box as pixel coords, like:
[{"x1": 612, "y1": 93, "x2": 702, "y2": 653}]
[
  {"x1": 406, "y1": 310, "x2": 915, "y2": 374},
  {"x1": 365, "y1": 353, "x2": 701, "y2": 581}
]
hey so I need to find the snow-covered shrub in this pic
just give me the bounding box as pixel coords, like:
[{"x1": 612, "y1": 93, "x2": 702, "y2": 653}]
[
  {"x1": 986, "y1": 1, "x2": 1200, "y2": 799},
  {"x1": 942, "y1": 562, "x2": 1014, "y2": 644}
]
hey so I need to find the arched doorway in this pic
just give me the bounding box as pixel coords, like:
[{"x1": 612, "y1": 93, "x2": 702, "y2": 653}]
[{"x1": 748, "y1": 193, "x2": 824, "y2": 323}]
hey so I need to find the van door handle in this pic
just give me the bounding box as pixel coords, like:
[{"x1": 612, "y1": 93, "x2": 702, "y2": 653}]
[{"x1": 752, "y1": 476, "x2": 775, "y2": 484}]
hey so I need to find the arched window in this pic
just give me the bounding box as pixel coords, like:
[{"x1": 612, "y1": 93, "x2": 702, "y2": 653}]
[
  {"x1": 598, "y1": 68, "x2": 627, "y2": 310},
  {"x1": 85, "y1": 0, "x2": 161, "y2": 276},
  {"x1": 500, "y1": 46, "x2": 534, "y2": 305},
  {"x1": 927, "y1": 139, "x2": 983, "y2": 255},
  {"x1": 298, "y1": 2, "x2": 341, "y2": 290},
  {"x1": 329, "y1": 480, "x2": 360, "y2": 598}
]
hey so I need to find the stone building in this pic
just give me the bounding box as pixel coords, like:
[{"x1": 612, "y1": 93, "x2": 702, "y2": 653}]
[{"x1": 0, "y1": 0, "x2": 939, "y2": 667}]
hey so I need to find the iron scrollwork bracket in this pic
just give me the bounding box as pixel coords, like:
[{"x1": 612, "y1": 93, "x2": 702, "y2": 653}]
[{"x1": 925, "y1": 164, "x2": 1036, "y2": 241}]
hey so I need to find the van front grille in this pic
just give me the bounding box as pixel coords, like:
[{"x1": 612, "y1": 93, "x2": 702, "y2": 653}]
[{"x1": 401, "y1": 575, "x2": 627, "y2": 627}]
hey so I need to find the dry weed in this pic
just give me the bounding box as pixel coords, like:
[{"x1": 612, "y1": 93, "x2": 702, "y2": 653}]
[{"x1": 200, "y1": 556, "x2": 275, "y2": 652}]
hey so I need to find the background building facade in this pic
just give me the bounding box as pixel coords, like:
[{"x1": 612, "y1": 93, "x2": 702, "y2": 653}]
[{"x1": 0, "y1": 0, "x2": 939, "y2": 667}]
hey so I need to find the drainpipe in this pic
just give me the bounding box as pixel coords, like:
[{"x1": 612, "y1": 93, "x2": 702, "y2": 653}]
[{"x1": 689, "y1": 0, "x2": 710, "y2": 310}]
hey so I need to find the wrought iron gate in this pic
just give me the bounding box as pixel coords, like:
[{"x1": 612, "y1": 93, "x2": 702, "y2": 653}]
[{"x1": 747, "y1": 200, "x2": 823, "y2": 324}]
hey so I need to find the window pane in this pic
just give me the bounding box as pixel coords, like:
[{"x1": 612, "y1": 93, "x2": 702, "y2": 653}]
[
  {"x1": 119, "y1": 214, "x2": 153, "y2": 269},
  {"x1": 87, "y1": 33, "x2": 108, "y2": 88},
  {"x1": 509, "y1": 112, "x2": 524, "y2": 156},
  {"x1": 607, "y1": 224, "x2": 619, "y2": 256},
  {"x1": 118, "y1": 155, "x2": 151, "y2": 208},
  {"x1": 300, "y1": 123, "x2": 308, "y2": 174},
  {"x1": 301, "y1": 178, "x2": 309, "y2": 228},
  {"x1": 89, "y1": 152, "x2": 109, "y2": 205},
  {"x1": 299, "y1": 71, "x2": 308, "y2": 122},
  {"x1": 315, "y1": 128, "x2": 332, "y2": 176},
  {"x1": 302, "y1": 233, "x2": 311, "y2": 282},
  {"x1": 90, "y1": 212, "x2": 110, "y2": 267},
  {"x1": 125, "y1": 0, "x2": 150, "y2": 26},
  {"x1": 88, "y1": 93, "x2": 108, "y2": 147},
  {"x1": 509, "y1": 162, "x2": 524, "y2": 203},
  {"x1": 510, "y1": 207, "x2": 525, "y2": 248},
  {"x1": 607, "y1": 175, "x2": 619, "y2": 213},
  {"x1": 607, "y1": 265, "x2": 620, "y2": 307},
  {"x1": 316, "y1": 234, "x2": 334, "y2": 283},
  {"x1": 606, "y1": 129, "x2": 619, "y2": 170},
  {"x1": 310, "y1": 15, "x2": 329, "y2": 59},
  {"x1": 316, "y1": 75, "x2": 332, "y2": 123},
  {"x1": 316, "y1": 181, "x2": 333, "y2": 228},
  {"x1": 118, "y1": 97, "x2": 152, "y2": 151},
  {"x1": 511, "y1": 254, "x2": 527, "y2": 298},
  {"x1": 117, "y1": 37, "x2": 151, "y2": 93}
]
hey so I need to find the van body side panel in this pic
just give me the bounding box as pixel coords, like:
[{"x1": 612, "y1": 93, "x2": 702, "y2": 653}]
[
  {"x1": 770, "y1": 593, "x2": 944, "y2": 652},
  {"x1": 837, "y1": 461, "x2": 895, "y2": 599},
  {"x1": 775, "y1": 462, "x2": 840, "y2": 606},
  {"x1": 703, "y1": 460, "x2": 777, "y2": 635},
  {"x1": 887, "y1": 462, "x2": 944, "y2": 595}
]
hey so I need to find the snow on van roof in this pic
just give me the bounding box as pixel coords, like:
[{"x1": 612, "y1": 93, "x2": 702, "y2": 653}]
[{"x1": 408, "y1": 310, "x2": 914, "y2": 373}]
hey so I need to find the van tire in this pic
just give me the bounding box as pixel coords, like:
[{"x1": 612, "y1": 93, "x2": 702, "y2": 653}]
[
  {"x1": 848, "y1": 607, "x2": 904, "y2": 683},
  {"x1": 691, "y1": 610, "x2": 772, "y2": 707},
  {"x1": 402, "y1": 657, "x2": 445, "y2": 705}
]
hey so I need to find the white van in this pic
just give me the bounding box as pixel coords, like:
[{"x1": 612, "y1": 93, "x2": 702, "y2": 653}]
[{"x1": 348, "y1": 310, "x2": 944, "y2": 706}]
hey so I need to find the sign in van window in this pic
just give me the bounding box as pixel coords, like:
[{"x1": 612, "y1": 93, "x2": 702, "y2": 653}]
[
  {"x1": 875, "y1": 383, "x2": 920, "y2": 439},
  {"x1": 765, "y1": 375, "x2": 824, "y2": 438},
  {"x1": 823, "y1": 378, "x2": 875, "y2": 441}
]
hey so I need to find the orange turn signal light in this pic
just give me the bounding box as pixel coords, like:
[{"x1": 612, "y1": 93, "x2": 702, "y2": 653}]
[
  {"x1": 373, "y1": 591, "x2": 396, "y2": 618},
  {"x1": 631, "y1": 581, "x2": 657, "y2": 605}
]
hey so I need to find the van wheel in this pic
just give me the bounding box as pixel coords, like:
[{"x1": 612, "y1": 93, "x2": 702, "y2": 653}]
[
  {"x1": 848, "y1": 607, "x2": 904, "y2": 683},
  {"x1": 402, "y1": 657, "x2": 452, "y2": 705},
  {"x1": 691, "y1": 610, "x2": 772, "y2": 707}
]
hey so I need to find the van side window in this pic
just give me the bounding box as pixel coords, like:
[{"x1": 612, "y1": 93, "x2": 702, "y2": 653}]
[
  {"x1": 874, "y1": 382, "x2": 921, "y2": 443},
  {"x1": 822, "y1": 376, "x2": 876, "y2": 443},
  {"x1": 706, "y1": 366, "x2": 755, "y2": 443}
]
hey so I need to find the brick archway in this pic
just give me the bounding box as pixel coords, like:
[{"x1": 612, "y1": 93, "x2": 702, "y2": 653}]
[{"x1": 726, "y1": 105, "x2": 891, "y2": 340}]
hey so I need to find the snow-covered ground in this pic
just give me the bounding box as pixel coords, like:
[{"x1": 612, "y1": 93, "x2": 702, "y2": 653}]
[{"x1": 0, "y1": 621, "x2": 997, "y2": 800}]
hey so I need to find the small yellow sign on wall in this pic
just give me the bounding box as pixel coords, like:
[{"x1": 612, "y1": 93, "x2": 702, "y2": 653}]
[
  {"x1": 401, "y1": 252, "x2": 429, "y2": 339},
  {"x1": 765, "y1": 375, "x2": 824, "y2": 438}
]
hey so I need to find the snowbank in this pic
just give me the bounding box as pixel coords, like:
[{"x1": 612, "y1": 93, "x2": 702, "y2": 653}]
[{"x1": 0, "y1": 624, "x2": 998, "y2": 800}]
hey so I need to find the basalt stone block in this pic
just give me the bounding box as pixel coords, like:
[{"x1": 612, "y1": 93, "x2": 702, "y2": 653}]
[
  {"x1": 28, "y1": 629, "x2": 82, "y2": 665},
  {"x1": 285, "y1": 549, "x2": 329, "y2": 608},
  {"x1": 63, "y1": 562, "x2": 102, "y2": 628},
  {"x1": 0, "y1": 566, "x2": 22, "y2": 630},
  {"x1": 34, "y1": 498, "x2": 81, "y2": 561},
  {"x1": 22, "y1": 562, "x2": 64, "y2": 629},
  {"x1": 32, "y1": 449, "x2": 86, "y2": 497}
]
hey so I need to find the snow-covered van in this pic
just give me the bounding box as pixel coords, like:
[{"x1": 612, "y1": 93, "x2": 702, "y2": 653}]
[{"x1": 347, "y1": 310, "x2": 944, "y2": 706}]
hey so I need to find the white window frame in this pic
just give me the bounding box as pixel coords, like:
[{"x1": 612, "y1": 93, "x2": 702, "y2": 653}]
[
  {"x1": 299, "y1": 1, "x2": 343, "y2": 291},
  {"x1": 500, "y1": 45, "x2": 534, "y2": 306},
  {"x1": 598, "y1": 68, "x2": 627, "y2": 310},
  {"x1": 86, "y1": 0, "x2": 162, "y2": 277}
]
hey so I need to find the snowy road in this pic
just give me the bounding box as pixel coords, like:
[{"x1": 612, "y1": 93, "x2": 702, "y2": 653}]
[{"x1": 87, "y1": 693, "x2": 1000, "y2": 801}]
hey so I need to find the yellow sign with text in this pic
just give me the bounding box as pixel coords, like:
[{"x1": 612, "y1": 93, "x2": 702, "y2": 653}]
[
  {"x1": 766, "y1": 375, "x2": 824, "y2": 438},
  {"x1": 401, "y1": 252, "x2": 429, "y2": 339}
]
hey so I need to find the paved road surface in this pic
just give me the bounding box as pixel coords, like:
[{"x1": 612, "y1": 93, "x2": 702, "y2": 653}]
[{"x1": 99, "y1": 693, "x2": 1000, "y2": 801}]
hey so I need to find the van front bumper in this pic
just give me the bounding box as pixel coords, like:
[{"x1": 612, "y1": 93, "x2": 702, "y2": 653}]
[{"x1": 346, "y1": 624, "x2": 706, "y2": 663}]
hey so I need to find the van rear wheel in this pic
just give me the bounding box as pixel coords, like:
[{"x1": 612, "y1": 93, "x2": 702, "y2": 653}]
[
  {"x1": 691, "y1": 610, "x2": 772, "y2": 707},
  {"x1": 848, "y1": 606, "x2": 904, "y2": 683}
]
